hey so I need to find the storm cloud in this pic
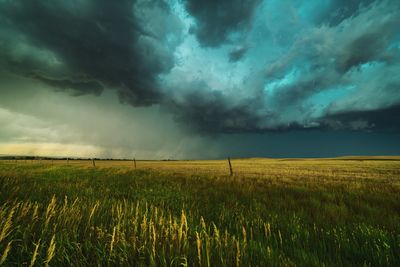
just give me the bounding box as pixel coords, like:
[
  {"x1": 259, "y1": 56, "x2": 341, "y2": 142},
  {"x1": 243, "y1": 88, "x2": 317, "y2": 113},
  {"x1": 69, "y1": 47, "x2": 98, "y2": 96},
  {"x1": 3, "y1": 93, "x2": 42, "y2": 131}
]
[
  {"x1": 183, "y1": 0, "x2": 261, "y2": 47},
  {"x1": 0, "y1": 0, "x2": 182, "y2": 105},
  {"x1": 0, "y1": 0, "x2": 399, "y2": 135},
  {"x1": 320, "y1": 0, "x2": 377, "y2": 26}
]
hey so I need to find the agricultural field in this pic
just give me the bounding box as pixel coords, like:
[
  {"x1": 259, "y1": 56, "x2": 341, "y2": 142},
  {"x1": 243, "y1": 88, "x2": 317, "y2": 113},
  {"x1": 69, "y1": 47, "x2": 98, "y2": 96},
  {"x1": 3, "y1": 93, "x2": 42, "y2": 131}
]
[{"x1": 0, "y1": 158, "x2": 399, "y2": 266}]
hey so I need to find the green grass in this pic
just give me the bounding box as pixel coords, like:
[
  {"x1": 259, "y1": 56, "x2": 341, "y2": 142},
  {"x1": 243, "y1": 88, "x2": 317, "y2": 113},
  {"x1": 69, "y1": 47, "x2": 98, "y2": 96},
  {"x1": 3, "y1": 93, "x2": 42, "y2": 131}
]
[{"x1": 0, "y1": 160, "x2": 399, "y2": 266}]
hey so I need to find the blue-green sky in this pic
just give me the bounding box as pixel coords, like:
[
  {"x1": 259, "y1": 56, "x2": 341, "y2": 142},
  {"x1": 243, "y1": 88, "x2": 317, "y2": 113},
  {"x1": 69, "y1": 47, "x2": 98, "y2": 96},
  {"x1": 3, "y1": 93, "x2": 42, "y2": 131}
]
[{"x1": 0, "y1": 0, "x2": 399, "y2": 158}]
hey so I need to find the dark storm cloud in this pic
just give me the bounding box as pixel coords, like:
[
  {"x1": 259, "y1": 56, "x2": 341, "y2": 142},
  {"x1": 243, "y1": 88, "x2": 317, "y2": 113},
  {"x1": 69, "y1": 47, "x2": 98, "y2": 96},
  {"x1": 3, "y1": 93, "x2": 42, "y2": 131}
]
[
  {"x1": 162, "y1": 77, "x2": 313, "y2": 134},
  {"x1": 0, "y1": 0, "x2": 399, "y2": 135},
  {"x1": 335, "y1": 27, "x2": 398, "y2": 74},
  {"x1": 228, "y1": 46, "x2": 248, "y2": 62},
  {"x1": 0, "y1": 0, "x2": 181, "y2": 105},
  {"x1": 321, "y1": 0, "x2": 376, "y2": 26},
  {"x1": 183, "y1": 0, "x2": 261, "y2": 47},
  {"x1": 33, "y1": 75, "x2": 103, "y2": 96},
  {"x1": 165, "y1": 89, "x2": 267, "y2": 133},
  {"x1": 322, "y1": 105, "x2": 400, "y2": 133}
]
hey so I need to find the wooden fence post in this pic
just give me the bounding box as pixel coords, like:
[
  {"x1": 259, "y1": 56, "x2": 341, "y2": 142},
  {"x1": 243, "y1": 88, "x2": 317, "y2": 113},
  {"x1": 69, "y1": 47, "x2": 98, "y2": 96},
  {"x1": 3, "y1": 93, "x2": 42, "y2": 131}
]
[
  {"x1": 133, "y1": 158, "x2": 137, "y2": 169},
  {"x1": 92, "y1": 159, "x2": 96, "y2": 167},
  {"x1": 228, "y1": 157, "x2": 233, "y2": 176}
]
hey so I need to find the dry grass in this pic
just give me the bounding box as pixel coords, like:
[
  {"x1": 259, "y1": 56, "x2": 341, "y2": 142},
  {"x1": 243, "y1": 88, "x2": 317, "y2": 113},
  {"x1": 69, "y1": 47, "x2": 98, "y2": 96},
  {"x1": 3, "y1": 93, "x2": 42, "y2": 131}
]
[{"x1": 9, "y1": 157, "x2": 400, "y2": 187}]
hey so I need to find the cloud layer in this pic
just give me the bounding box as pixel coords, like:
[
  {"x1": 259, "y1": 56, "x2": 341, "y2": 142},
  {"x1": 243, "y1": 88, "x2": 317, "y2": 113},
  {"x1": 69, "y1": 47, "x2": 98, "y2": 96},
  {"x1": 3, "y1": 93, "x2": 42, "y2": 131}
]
[
  {"x1": 0, "y1": 0, "x2": 399, "y2": 134},
  {"x1": 0, "y1": 0, "x2": 182, "y2": 105}
]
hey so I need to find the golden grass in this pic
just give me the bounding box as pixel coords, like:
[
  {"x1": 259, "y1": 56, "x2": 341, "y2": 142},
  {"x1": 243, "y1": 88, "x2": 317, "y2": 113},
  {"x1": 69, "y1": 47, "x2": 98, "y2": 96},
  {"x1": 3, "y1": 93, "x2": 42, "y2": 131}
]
[{"x1": 7, "y1": 157, "x2": 400, "y2": 187}]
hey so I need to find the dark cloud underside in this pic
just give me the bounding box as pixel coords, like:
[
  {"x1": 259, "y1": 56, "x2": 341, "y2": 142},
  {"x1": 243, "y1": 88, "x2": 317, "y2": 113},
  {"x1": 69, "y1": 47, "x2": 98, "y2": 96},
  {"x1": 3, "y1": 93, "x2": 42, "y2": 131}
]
[
  {"x1": 0, "y1": 0, "x2": 179, "y2": 105},
  {"x1": 184, "y1": 0, "x2": 261, "y2": 47},
  {"x1": 323, "y1": 105, "x2": 400, "y2": 133}
]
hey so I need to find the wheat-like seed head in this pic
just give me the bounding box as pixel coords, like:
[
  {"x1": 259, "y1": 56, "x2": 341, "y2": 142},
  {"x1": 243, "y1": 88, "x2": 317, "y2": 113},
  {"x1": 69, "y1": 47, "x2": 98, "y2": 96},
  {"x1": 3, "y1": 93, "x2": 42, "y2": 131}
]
[
  {"x1": 0, "y1": 206, "x2": 16, "y2": 243},
  {"x1": 29, "y1": 239, "x2": 41, "y2": 267},
  {"x1": 196, "y1": 231, "x2": 201, "y2": 266},
  {"x1": 0, "y1": 240, "x2": 13, "y2": 265},
  {"x1": 45, "y1": 235, "x2": 56, "y2": 267}
]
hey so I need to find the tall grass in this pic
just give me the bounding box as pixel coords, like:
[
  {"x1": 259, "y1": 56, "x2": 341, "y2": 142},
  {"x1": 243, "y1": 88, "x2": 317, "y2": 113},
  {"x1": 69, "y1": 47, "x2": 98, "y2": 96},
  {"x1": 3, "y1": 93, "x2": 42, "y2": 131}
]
[{"x1": 0, "y1": 160, "x2": 399, "y2": 266}]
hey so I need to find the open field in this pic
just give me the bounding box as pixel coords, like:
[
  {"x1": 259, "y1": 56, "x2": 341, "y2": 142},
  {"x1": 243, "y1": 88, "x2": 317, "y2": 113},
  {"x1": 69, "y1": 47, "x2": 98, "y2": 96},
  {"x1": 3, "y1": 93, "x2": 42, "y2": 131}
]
[{"x1": 0, "y1": 158, "x2": 399, "y2": 266}]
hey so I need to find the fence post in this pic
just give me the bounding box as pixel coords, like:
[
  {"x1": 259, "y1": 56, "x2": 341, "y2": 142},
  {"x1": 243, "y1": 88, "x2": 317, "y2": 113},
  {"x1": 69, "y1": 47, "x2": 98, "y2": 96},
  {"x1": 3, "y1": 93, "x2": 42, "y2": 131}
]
[
  {"x1": 92, "y1": 159, "x2": 96, "y2": 167},
  {"x1": 228, "y1": 157, "x2": 233, "y2": 176},
  {"x1": 133, "y1": 158, "x2": 137, "y2": 169}
]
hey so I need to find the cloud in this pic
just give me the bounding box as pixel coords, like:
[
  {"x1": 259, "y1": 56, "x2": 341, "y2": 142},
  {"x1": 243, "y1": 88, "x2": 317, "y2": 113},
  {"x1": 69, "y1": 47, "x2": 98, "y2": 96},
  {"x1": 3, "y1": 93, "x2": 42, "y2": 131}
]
[
  {"x1": 266, "y1": 1, "x2": 399, "y2": 82},
  {"x1": 262, "y1": 0, "x2": 400, "y2": 131},
  {"x1": 164, "y1": 0, "x2": 400, "y2": 133},
  {"x1": 0, "y1": 0, "x2": 399, "y2": 135},
  {"x1": 322, "y1": 104, "x2": 400, "y2": 133},
  {"x1": 33, "y1": 75, "x2": 104, "y2": 96},
  {"x1": 228, "y1": 46, "x2": 248, "y2": 62},
  {"x1": 164, "y1": 87, "x2": 267, "y2": 133},
  {"x1": 320, "y1": 0, "x2": 377, "y2": 26},
  {"x1": 0, "y1": 0, "x2": 182, "y2": 105},
  {"x1": 183, "y1": 0, "x2": 261, "y2": 47}
]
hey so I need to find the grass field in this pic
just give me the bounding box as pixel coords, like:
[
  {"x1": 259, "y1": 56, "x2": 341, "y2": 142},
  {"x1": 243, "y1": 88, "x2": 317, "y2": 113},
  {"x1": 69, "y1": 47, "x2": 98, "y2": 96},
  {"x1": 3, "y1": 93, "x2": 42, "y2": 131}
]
[{"x1": 0, "y1": 158, "x2": 399, "y2": 266}]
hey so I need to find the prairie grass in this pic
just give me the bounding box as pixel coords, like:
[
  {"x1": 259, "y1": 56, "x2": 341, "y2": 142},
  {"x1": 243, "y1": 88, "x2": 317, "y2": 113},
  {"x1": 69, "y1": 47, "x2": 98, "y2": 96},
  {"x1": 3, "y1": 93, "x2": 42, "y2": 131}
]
[{"x1": 0, "y1": 158, "x2": 399, "y2": 266}]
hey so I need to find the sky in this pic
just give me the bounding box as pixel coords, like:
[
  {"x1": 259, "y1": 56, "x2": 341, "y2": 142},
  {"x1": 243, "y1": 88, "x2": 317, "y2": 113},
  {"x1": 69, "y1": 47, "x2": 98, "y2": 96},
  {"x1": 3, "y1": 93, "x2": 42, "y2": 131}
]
[{"x1": 0, "y1": 0, "x2": 399, "y2": 159}]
